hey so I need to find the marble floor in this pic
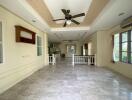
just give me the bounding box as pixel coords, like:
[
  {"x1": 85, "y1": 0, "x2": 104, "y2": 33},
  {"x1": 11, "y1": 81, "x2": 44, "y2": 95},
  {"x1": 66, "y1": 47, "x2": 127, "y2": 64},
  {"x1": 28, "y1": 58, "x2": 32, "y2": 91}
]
[{"x1": 0, "y1": 63, "x2": 132, "y2": 100}]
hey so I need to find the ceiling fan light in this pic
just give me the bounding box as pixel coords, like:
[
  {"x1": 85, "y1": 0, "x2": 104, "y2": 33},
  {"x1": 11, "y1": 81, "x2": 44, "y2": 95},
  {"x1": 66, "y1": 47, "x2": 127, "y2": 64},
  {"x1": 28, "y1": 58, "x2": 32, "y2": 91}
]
[{"x1": 66, "y1": 20, "x2": 72, "y2": 25}]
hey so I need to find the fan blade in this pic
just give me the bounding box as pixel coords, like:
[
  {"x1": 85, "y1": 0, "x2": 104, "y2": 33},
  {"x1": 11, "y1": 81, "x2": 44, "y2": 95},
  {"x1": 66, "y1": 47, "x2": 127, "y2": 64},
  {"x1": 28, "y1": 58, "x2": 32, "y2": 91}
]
[
  {"x1": 61, "y1": 9, "x2": 68, "y2": 16},
  {"x1": 53, "y1": 19, "x2": 65, "y2": 21},
  {"x1": 71, "y1": 19, "x2": 80, "y2": 25},
  {"x1": 63, "y1": 21, "x2": 67, "y2": 27},
  {"x1": 72, "y1": 13, "x2": 85, "y2": 18}
]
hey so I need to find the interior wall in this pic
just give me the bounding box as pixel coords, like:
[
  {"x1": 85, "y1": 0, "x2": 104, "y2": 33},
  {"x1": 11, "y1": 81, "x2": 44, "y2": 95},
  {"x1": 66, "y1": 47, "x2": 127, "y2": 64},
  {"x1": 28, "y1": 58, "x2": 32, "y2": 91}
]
[
  {"x1": 86, "y1": 25, "x2": 132, "y2": 79},
  {"x1": 85, "y1": 33, "x2": 97, "y2": 55},
  {"x1": 97, "y1": 26, "x2": 132, "y2": 79},
  {"x1": 0, "y1": 6, "x2": 48, "y2": 94},
  {"x1": 96, "y1": 30, "x2": 111, "y2": 67},
  {"x1": 59, "y1": 42, "x2": 67, "y2": 55}
]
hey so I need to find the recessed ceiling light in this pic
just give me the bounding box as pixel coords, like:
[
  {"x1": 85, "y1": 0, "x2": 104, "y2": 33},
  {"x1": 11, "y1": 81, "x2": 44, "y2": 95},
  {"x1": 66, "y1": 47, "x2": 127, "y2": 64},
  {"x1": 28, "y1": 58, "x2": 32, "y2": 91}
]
[{"x1": 118, "y1": 12, "x2": 125, "y2": 16}]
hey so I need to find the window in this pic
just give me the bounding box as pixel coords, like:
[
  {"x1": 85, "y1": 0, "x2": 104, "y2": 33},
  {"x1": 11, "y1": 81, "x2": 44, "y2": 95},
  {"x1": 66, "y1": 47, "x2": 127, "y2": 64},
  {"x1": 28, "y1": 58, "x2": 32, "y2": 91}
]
[
  {"x1": 0, "y1": 22, "x2": 3, "y2": 63},
  {"x1": 121, "y1": 32, "x2": 128, "y2": 63},
  {"x1": 113, "y1": 30, "x2": 132, "y2": 64},
  {"x1": 37, "y1": 36, "x2": 42, "y2": 56}
]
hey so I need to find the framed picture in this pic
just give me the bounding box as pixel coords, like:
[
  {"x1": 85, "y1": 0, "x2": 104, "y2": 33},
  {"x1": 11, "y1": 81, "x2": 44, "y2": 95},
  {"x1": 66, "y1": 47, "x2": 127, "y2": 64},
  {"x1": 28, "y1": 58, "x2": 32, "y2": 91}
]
[{"x1": 15, "y1": 25, "x2": 36, "y2": 44}]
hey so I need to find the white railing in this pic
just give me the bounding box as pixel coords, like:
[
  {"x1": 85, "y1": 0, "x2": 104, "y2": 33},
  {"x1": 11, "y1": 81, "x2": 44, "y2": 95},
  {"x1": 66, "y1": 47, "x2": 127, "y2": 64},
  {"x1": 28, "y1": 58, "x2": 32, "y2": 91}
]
[
  {"x1": 72, "y1": 54, "x2": 96, "y2": 66},
  {"x1": 49, "y1": 54, "x2": 56, "y2": 65}
]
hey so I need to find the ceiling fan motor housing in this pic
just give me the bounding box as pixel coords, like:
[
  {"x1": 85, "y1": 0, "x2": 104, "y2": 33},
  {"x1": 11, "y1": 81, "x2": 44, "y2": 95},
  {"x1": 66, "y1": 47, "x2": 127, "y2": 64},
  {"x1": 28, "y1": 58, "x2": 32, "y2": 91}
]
[{"x1": 65, "y1": 15, "x2": 72, "y2": 20}]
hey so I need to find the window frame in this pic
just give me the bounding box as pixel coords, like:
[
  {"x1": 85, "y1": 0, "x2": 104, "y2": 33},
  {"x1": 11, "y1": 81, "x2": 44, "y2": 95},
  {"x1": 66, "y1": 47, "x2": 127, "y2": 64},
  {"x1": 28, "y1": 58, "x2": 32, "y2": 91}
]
[
  {"x1": 120, "y1": 31, "x2": 128, "y2": 63},
  {"x1": 113, "y1": 29, "x2": 132, "y2": 64}
]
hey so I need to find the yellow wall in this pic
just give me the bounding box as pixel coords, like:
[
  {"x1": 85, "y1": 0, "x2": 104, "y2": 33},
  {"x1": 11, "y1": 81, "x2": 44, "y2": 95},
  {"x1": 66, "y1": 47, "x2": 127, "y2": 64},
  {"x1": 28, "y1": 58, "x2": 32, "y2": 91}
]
[
  {"x1": 96, "y1": 31, "x2": 111, "y2": 67},
  {"x1": 58, "y1": 42, "x2": 67, "y2": 55},
  {"x1": 86, "y1": 25, "x2": 132, "y2": 79},
  {"x1": 97, "y1": 26, "x2": 132, "y2": 79},
  {"x1": 85, "y1": 33, "x2": 97, "y2": 55},
  {"x1": 0, "y1": 6, "x2": 48, "y2": 94}
]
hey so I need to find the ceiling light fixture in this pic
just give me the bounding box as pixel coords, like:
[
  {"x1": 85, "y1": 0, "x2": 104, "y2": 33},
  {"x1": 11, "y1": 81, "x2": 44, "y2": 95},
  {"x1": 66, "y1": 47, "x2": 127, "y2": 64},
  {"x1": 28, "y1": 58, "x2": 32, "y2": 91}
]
[{"x1": 66, "y1": 20, "x2": 72, "y2": 25}]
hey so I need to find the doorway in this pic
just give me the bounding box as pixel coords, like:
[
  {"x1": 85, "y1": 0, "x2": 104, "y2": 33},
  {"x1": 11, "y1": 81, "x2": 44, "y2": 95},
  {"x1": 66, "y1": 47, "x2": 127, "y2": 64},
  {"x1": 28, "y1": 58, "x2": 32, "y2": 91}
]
[{"x1": 66, "y1": 44, "x2": 76, "y2": 57}]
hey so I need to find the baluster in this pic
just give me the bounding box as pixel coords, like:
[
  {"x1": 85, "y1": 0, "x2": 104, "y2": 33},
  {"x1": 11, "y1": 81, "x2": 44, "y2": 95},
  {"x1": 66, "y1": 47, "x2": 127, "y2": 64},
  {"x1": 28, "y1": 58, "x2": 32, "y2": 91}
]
[
  {"x1": 80, "y1": 56, "x2": 81, "y2": 64},
  {"x1": 76, "y1": 56, "x2": 77, "y2": 64},
  {"x1": 77, "y1": 56, "x2": 78, "y2": 64},
  {"x1": 75, "y1": 56, "x2": 76, "y2": 64},
  {"x1": 89, "y1": 56, "x2": 91, "y2": 65},
  {"x1": 88, "y1": 55, "x2": 89, "y2": 65},
  {"x1": 52, "y1": 54, "x2": 54, "y2": 65},
  {"x1": 87, "y1": 56, "x2": 88, "y2": 64},
  {"x1": 72, "y1": 54, "x2": 74, "y2": 66},
  {"x1": 82, "y1": 56, "x2": 83, "y2": 63},
  {"x1": 83, "y1": 56, "x2": 84, "y2": 64},
  {"x1": 79, "y1": 56, "x2": 80, "y2": 64}
]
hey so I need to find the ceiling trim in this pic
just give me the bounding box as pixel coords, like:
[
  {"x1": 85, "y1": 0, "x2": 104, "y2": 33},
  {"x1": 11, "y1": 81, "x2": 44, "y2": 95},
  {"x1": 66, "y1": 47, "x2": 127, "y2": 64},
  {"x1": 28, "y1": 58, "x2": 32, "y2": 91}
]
[{"x1": 51, "y1": 26, "x2": 90, "y2": 32}]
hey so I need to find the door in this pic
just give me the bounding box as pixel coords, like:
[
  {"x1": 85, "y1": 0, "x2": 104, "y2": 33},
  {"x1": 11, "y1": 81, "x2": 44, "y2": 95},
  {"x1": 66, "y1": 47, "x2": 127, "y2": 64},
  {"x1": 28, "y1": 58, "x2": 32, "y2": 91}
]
[{"x1": 66, "y1": 44, "x2": 75, "y2": 57}]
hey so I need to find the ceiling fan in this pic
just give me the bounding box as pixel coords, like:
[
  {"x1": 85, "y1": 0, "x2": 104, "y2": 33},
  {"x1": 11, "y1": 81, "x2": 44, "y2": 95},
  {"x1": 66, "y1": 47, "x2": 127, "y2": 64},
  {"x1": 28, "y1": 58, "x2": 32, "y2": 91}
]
[{"x1": 53, "y1": 9, "x2": 85, "y2": 27}]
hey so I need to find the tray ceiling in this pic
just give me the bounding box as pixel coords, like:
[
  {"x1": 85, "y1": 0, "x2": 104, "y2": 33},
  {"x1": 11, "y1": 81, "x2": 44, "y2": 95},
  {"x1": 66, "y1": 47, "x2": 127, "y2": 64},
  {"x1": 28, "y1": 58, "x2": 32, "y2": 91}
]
[
  {"x1": 44, "y1": 0, "x2": 92, "y2": 23},
  {"x1": 1, "y1": 0, "x2": 131, "y2": 42},
  {"x1": 26, "y1": 0, "x2": 109, "y2": 27}
]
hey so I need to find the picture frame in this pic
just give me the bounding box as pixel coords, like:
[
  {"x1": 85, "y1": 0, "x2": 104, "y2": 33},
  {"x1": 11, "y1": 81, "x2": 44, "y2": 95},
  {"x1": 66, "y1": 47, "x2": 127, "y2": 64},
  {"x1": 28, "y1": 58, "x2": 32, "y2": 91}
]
[{"x1": 15, "y1": 25, "x2": 36, "y2": 44}]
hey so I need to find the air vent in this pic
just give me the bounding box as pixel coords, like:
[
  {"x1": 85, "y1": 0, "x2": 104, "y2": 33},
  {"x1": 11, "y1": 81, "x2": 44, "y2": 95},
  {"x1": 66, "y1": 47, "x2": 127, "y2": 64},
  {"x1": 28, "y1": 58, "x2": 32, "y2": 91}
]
[{"x1": 120, "y1": 16, "x2": 132, "y2": 28}]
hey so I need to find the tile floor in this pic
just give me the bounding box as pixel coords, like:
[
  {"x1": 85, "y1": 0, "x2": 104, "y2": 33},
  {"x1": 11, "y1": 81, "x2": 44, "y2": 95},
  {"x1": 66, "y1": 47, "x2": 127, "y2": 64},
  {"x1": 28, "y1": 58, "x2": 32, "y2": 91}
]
[{"x1": 0, "y1": 63, "x2": 132, "y2": 100}]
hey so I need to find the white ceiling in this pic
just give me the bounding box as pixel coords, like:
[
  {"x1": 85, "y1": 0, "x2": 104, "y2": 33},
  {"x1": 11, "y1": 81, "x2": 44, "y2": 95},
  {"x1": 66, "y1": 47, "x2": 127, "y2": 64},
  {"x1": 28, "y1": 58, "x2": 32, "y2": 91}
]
[
  {"x1": 49, "y1": 30, "x2": 88, "y2": 42},
  {"x1": 0, "y1": 0, "x2": 132, "y2": 42},
  {"x1": 0, "y1": 0, "x2": 50, "y2": 32},
  {"x1": 90, "y1": 0, "x2": 132, "y2": 31},
  {"x1": 44, "y1": 0, "x2": 92, "y2": 23}
]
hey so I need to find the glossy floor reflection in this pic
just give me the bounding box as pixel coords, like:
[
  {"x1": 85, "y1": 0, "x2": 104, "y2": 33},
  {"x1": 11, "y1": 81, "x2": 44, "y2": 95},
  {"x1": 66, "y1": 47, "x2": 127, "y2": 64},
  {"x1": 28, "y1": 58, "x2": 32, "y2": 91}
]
[{"x1": 0, "y1": 63, "x2": 132, "y2": 100}]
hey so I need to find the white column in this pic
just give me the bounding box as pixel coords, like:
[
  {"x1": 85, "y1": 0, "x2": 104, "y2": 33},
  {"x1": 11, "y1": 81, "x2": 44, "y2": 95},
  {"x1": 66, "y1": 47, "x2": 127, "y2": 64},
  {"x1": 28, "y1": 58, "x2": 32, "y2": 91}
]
[
  {"x1": 52, "y1": 54, "x2": 55, "y2": 65},
  {"x1": 88, "y1": 56, "x2": 90, "y2": 65},
  {"x1": 48, "y1": 54, "x2": 49, "y2": 65}
]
